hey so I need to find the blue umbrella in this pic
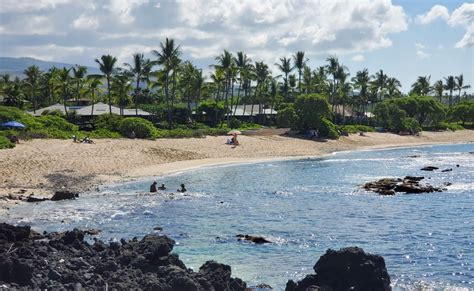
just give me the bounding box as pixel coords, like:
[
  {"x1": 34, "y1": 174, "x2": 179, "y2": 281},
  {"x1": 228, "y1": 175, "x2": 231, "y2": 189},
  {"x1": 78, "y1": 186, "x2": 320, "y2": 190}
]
[{"x1": 0, "y1": 121, "x2": 26, "y2": 128}]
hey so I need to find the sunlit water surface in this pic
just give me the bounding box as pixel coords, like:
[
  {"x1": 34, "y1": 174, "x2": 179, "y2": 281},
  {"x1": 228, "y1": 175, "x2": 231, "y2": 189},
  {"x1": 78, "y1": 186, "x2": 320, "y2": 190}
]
[{"x1": 3, "y1": 143, "x2": 474, "y2": 290}]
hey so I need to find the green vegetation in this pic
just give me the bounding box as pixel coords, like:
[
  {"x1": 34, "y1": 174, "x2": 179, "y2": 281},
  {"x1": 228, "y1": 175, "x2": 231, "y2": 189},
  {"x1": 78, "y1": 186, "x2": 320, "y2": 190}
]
[
  {"x1": 0, "y1": 135, "x2": 15, "y2": 149},
  {"x1": 340, "y1": 125, "x2": 375, "y2": 134},
  {"x1": 118, "y1": 117, "x2": 158, "y2": 139},
  {"x1": 1, "y1": 37, "x2": 472, "y2": 146}
]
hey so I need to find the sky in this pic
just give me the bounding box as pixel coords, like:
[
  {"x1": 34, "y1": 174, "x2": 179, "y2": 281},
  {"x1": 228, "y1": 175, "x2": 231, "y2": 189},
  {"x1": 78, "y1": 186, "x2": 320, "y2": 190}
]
[{"x1": 0, "y1": 0, "x2": 473, "y2": 93}]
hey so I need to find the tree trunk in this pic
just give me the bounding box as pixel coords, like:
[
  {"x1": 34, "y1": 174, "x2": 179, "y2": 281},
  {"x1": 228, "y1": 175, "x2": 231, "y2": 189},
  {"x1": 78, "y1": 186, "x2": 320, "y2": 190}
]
[
  {"x1": 233, "y1": 79, "x2": 242, "y2": 117},
  {"x1": 135, "y1": 77, "x2": 140, "y2": 116},
  {"x1": 107, "y1": 76, "x2": 112, "y2": 114}
]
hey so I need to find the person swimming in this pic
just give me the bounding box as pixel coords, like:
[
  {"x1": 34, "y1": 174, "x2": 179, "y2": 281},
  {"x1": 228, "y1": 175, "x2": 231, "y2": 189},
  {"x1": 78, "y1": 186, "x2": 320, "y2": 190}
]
[
  {"x1": 177, "y1": 184, "x2": 187, "y2": 193},
  {"x1": 150, "y1": 182, "x2": 157, "y2": 193},
  {"x1": 158, "y1": 184, "x2": 166, "y2": 190}
]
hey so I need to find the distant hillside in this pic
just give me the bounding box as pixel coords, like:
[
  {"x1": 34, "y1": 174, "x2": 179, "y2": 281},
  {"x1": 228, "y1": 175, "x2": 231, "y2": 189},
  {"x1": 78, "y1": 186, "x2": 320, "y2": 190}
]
[{"x1": 0, "y1": 57, "x2": 100, "y2": 77}]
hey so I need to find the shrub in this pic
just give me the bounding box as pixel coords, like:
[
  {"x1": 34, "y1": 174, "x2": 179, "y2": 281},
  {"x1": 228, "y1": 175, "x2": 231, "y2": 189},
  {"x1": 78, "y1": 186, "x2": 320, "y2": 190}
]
[
  {"x1": 87, "y1": 129, "x2": 123, "y2": 138},
  {"x1": 449, "y1": 101, "x2": 474, "y2": 125},
  {"x1": 0, "y1": 135, "x2": 15, "y2": 149},
  {"x1": 229, "y1": 118, "x2": 241, "y2": 129},
  {"x1": 119, "y1": 117, "x2": 158, "y2": 139},
  {"x1": 0, "y1": 105, "x2": 42, "y2": 128},
  {"x1": 428, "y1": 122, "x2": 464, "y2": 131},
  {"x1": 400, "y1": 117, "x2": 422, "y2": 134},
  {"x1": 277, "y1": 106, "x2": 297, "y2": 128},
  {"x1": 93, "y1": 114, "x2": 123, "y2": 132},
  {"x1": 36, "y1": 115, "x2": 78, "y2": 132},
  {"x1": 319, "y1": 117, "x2": 340, "y2": 139},
  {"x1": 341, "y1": 125, "x2": 375, "y2": 134},
  {"x1": 294, "y1": 94, "x2": 331, "y2": 130}
]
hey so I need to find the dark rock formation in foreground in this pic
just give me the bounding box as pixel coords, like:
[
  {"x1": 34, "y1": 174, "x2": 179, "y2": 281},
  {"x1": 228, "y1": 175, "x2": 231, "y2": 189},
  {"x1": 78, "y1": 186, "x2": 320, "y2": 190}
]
[
  {"x1": 0, "y1": 223, "x2": 246, "y2": 290},
  {"x1": 285, "y1": 247, "x2": 391, "y2": 291},
  {"x1": 363, "y1": 176, "x2": 444, "y2": 195},
  {"x1": 0, "y1": 224, "x2": 392, "y2": 290}
]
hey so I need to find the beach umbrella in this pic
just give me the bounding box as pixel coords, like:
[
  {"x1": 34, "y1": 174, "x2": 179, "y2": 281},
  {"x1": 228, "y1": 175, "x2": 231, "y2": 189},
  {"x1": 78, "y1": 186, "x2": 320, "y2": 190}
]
[
  {"x1": 227, "y1": 129, "x2": 241, "y2": 135},
  {"x1": 0, "y1": 121, "x2": 26, "y2": 129}
]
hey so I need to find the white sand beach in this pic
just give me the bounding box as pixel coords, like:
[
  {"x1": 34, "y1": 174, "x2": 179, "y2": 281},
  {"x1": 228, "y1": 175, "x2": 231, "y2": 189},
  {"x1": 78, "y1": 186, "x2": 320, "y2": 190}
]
[{"x1": 1, "y1": 130, "x2": 473, "y2": 212}]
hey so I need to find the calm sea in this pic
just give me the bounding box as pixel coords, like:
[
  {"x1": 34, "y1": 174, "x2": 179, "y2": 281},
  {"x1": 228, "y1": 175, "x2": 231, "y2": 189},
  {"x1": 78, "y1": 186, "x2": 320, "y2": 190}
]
[{"x1": 4, "y1": 143, "x2": 474, "y2": 290}]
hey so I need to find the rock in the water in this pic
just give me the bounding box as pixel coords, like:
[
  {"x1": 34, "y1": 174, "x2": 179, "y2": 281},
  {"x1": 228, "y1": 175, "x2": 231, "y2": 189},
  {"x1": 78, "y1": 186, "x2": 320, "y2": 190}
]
[
  {"x1": 421, "y1": 166, "x2": 439, "y2": 171},
  {"x1": 285, "y1": 247, "x2": 390, "y2": 291},
  {"x1": 51, "y1": 191, "x2": 79, "y2": 201},
  {"x1": 363, "y1": 176, "x2": 443, "y2": 195},
  {"x1": 26, "y1": 196, "x2": 49, "y2": 203},
  {"x1": 236, "y1": 234, "x2": 271, "y2": 244}
]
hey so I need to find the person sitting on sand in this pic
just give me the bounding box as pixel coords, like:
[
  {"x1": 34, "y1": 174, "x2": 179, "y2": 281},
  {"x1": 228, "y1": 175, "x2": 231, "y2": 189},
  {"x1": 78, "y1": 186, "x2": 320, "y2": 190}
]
[
  {"x1": 72, "y1": 135, "x2": 78, "y2": 143},
  {"x1": 158, "y1": 184, "x2": 166, "y2": 190},
  {"x1": 150, "y1": 181, "x2": 157, "y2": 193},
  {"x1": 231, "y1": 133, "x2": 239, "y2": 146},
  {"x1": 177, "y1": 184, "x2": 187, "y2": 193}
]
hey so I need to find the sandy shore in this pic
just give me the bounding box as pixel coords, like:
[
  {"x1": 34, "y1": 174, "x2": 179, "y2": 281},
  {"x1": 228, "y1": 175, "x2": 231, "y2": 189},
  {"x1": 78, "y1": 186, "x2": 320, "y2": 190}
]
[{"x1": 1, "y1": 130, "x2": 473, "y2": 212}]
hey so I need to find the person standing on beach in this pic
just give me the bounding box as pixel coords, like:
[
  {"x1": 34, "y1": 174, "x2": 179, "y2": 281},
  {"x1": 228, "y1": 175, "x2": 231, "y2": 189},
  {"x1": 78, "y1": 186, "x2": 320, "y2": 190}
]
[{"x1": 150, "y1": 182, "x2": 157, "y2": 193}]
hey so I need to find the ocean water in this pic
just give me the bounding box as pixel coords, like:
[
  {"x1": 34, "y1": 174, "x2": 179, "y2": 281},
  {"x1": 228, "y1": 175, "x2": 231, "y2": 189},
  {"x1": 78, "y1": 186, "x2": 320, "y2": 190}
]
[{"x1": 3, "y1": 143, "x2": 474, "y2": 290}]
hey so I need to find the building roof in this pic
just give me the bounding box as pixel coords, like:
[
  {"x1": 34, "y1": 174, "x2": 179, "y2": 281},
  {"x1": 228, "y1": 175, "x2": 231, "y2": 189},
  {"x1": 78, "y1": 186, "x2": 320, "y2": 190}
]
[
  {"x1": 75, "y1": 103, "x2": 151, "y2": 116},
  {"x1": 29, "y1": 102, "x2": 150, "y2": 117},
  {"x1": 29, "y1": 103, "x2": 67, "y2": 116},
  {"x1": 230, "y1": 105, "x2": 277, "y2": 116}
]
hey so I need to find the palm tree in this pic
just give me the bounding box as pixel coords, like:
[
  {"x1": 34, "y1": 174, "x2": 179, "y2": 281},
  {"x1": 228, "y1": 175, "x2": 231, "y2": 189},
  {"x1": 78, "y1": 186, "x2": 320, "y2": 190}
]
[
  {"x1": 432, "y1": 80, "x2": 444, "y2": 103},
  {"x1": 95, "y1": 55, "x2": 118, "y2": 114},
  {"x1": 352, "y1": 69, "x2": 370, "y2": 122},
  {"x1": 86, "y1": 76, "x2": 102, "y2": 117},
  {"x1": 251, "y1": 61, "x2": 270, "y2": 120},
  {"x1": 112, "y1": 73, "x2": 132, "y2": 116},
  {"x1": 57, "y1": 67, "x2": 71, "y2": 116},
  {"x1": 275, "y1": 57, "x2": 293, "y2": 101},
  {"x1": 124, "y1": 53, "x2": 153, "y2": 115},
  {"x1": 23, "y1": 65, "x2": 42, "y2": 113},
  {"x1": 179, "y1": 61, "x2": 202, "y2": 122},
  {"x1": 386, "y1": 77, "x2": 402, "y2": 97},
  {"x1": 2, "y1": 76, "x2": 25, "y2": 108},
  {"x1": 455, "y1": 74, "x2": 470, "y2": 102},
  {"x1": 444, "y1": 75, "x2": 456, "y2": 106},
  {"x1": 373, "y1": 69, "x2": 388, "y2": 101},
  {"x1": 214, "y1": 50, "x2": 234, "y2": 125},
  {"x1": 233, "y1": 51, "x2": 251, "y2": 117},
  {"x1": 293, "y1": 51, "x2": 308, "y2": 93},
  {"x1": 153, "y1": 38, "x2": 181, "y2": 127},
  {"x1": 326, "y1": 56, "x2": 340, "y2": 105},
  {"x1": 42, "y1": 67, "x2": 60, "y2": 104},
  {"x1": 411, "y1": 75, "x2": 431, "y2": 96},
  {"x1": 72, "y1": 65, "x2": 88, "y2": 101}
]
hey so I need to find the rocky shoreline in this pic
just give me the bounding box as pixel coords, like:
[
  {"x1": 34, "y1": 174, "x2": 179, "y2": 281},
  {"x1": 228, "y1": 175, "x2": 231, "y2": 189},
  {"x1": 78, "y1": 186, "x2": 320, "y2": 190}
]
[{"x1": 0, "y1": 223, "x2": 391, "y2": 290}]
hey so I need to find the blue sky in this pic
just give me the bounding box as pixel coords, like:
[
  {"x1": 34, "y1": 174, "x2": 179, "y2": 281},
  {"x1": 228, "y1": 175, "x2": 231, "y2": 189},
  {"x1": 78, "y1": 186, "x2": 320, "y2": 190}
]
[{"x1": 0, "y1": 0, "x2": 472, "y2": 93}]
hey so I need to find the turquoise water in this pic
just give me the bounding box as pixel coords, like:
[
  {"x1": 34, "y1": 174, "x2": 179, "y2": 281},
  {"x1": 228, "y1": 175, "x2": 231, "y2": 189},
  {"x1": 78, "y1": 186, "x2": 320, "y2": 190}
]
[{"x1": 3, "y1": 143, "x2": 474, "y2": 290}]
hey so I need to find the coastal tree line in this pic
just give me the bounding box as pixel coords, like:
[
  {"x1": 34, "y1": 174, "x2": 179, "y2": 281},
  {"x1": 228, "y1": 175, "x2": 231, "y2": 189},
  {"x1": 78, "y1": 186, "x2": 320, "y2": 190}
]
[{"x1": 1, "y1": 38, "x2": 473, "y2": 135}]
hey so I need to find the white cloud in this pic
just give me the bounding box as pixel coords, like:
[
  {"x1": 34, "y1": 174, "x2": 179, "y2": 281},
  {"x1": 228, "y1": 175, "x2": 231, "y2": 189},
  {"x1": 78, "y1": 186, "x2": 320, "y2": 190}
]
[
  {"x1": 417, "y1": 3, "x2": 473, "y2": 49},
  {"x1": 415, "y1": 43, "x2": 430, "y2": 59},
  {"x1": 0, "y1": 15, "x2": 58, "y2": 35},
  {"x1": 455, "y1": 24, "x2": 474, "y2": 48},
  {"x1": 415, "y1": 5, "x2": 449, "y2": 24},
  {"x1": 11, "y1": 44, "x2": 87, "y2": 61},
  {"x1": 72, "y1": 14, "x2": 99, "y2": 30},
  {"x1": 177, "y1": 0, "x2": 408, "y2": 58},
  {"x1": 448, "y1": 3, "x2": 474, "y2": 48},
  {"x1": 351, "y1": 54, "x2": 365, "y2": 62},
  {"x1": 448, "y1": 3, "x2": 474, "y2": 27},
  {"x1": 0, "y1": 0, "x2": 71, "y2": 13},
  {"x1": 105, "y1": 0, "x2": 149, "y2": 24}
]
